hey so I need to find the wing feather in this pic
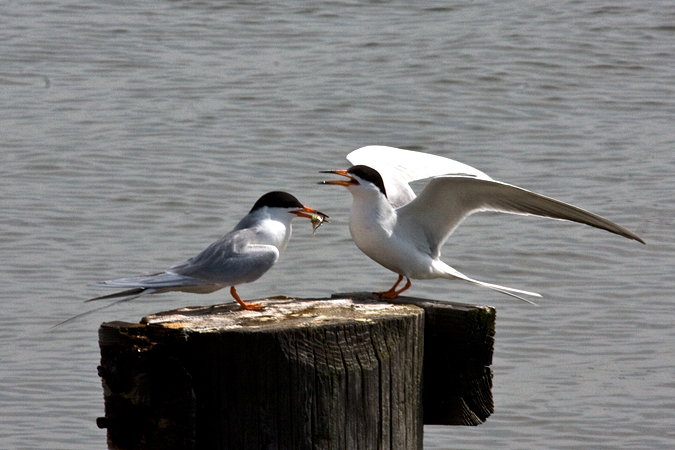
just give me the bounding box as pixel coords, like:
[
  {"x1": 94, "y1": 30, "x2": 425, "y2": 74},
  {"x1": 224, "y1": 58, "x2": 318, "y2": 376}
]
[
  {"x1": 170, "y1": 228, "x2": 279, "y2": 285},
  {"x1": 93, "y1": 228, "x2": 280, "y2": 296},
  {"x1": 346, "y1": 146, "x2": 491, "y2": 208},
  {"x1": 399, "y1": 176, "x2": 644, "y2": 257}
]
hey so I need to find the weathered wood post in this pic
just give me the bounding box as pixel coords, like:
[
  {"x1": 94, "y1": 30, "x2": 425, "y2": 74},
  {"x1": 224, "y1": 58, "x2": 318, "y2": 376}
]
[
  {"x1": 97, "y1": 294, "x2": 495, "y2": 450},
  {"x1": 384, "y1": 295, "x2": 495, "y2": 425}
]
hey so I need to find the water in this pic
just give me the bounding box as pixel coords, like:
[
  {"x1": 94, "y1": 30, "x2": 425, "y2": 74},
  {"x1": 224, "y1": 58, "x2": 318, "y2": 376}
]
[{"x1": 1, "y1": 1, "x2": 673, "y2": 448}]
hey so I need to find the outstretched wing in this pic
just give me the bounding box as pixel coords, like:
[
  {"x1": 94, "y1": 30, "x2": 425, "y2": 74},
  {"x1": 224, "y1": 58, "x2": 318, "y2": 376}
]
[
  {"x1": 347, "y1": 146, "x2": 491, "y2": 208},
  {"x1": 398, "y1": 176, "x2": 644, "y2": 257}
]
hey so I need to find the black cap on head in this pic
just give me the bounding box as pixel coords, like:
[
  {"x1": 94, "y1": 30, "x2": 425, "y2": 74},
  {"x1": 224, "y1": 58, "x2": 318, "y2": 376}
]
[
  {"x1": 348, "y1": 165, "x2": 387, "y2": 197},
  {"x1": 250, "y1": 191, "x2": 304, "y2": 212}
]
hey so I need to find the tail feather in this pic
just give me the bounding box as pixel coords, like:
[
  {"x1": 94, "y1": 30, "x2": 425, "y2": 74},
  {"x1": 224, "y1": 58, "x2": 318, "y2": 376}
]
[
  {"x1": 440, "y1": 264, "x2": 541, "y2": 306},
  {"x1": 85, "y1": 287, "x2": 149, "y2": 302},
  {"x1": 52, "y1": 289, "x2": 156, "y2": 328},
  {"x1": 462, "y1": 277, "x2": 541, "y2": 306},
  {"x1": 52, "y1": 288, "x2": 158, "y2": 328}
]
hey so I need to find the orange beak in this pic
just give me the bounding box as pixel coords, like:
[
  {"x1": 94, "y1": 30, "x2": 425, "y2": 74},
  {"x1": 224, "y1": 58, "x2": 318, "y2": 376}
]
[
  {"x1": 319, "y1": 169, "x2": 359, "y2": 187},
  {"x1": 290, "y1": 205, "x2": 329, "y2": 220}
]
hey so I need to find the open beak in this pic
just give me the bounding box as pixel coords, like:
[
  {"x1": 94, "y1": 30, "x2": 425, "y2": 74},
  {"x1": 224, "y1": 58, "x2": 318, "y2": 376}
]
[
  {"x1": 319, "y1": 169, "x2": 359, "y2": 187},
  {"x1": 290, "y1": 205, "x2": 329, "y2": 220}
]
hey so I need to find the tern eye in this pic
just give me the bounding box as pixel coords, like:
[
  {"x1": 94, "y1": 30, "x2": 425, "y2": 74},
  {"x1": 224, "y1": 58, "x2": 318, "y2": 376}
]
[{"x1": 348, "y1": 165, "x2": 386, "y2": 197}]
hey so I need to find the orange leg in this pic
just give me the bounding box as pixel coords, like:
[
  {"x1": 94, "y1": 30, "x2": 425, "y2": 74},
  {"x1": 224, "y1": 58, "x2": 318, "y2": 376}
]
[
  {"x1": 230, "y1": 286, "x2": 263, "y2": 311},
  {"x1": 374, "y1": 275, "x2": 412, "y2": 299}
]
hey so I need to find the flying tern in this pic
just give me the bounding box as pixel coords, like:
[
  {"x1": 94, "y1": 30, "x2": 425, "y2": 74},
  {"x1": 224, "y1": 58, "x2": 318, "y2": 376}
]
[
  {"x1": 321, "y1": 145, "x2": 644, "y2": 303},
  {"x1": 59, "y1": 191, "x2": 328, "y2": 326}
]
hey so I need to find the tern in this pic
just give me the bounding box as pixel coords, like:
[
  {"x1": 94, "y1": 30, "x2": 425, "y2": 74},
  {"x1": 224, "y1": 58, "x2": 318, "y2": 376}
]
[
  {"x1": 57, "y1": 191, "x2": 328, "y2": 327},
  {"x1": 321, "y1": 146, "x2": 644, "y2": 303}
]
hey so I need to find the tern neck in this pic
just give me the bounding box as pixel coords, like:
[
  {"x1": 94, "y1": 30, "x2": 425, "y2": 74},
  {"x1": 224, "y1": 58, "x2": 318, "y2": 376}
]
[
  {"x1": 235, "y1": 208, "x2": 293, "y2": 252},
  {"x1": 348, "y1": 187, "x2": 396, "y2": 233}
]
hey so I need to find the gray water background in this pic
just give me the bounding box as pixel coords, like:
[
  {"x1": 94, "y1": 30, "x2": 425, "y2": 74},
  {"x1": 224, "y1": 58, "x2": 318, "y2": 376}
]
[{"x1": 2, "y1": 1, "x2": 674, "y2": 448}]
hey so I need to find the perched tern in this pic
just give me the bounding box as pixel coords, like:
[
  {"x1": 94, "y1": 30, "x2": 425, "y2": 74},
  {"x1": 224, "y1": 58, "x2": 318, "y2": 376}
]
[
  {"x1": 321, "y1": 146, "x2": 644, "y2": 303},
  {"x1": 58, "y1": 191, "x2": 328, "y2": 326}
]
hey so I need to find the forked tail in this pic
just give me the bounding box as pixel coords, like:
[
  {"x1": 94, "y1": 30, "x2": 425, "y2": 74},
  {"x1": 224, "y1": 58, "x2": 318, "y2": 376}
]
[
  {"x1": 439, "y1": 263, "x2": 541, "y2": 305},
  {"x1": 52, "y1": 288, "x2": 156, "y2": 328}
]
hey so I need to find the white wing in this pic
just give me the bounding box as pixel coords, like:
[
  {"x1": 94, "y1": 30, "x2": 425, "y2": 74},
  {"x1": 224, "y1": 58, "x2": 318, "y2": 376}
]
[
  {"x1": 398, "y1": 176, "x2": 645, "y2": 257},
  {"x1": 346, "y1": 146, "x2": 491, "y2": 208}
]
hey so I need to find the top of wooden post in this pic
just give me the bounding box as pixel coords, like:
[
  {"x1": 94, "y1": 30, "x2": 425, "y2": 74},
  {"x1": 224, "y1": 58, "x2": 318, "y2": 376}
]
[{"x1": 141, "y1": 295, "x2": 424, "y2": 332}]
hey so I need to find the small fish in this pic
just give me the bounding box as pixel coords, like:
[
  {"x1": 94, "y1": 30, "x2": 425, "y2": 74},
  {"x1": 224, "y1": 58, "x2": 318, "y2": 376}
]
[{"x1": 311, "y1": 213, "x2": 329, "y2": 236}]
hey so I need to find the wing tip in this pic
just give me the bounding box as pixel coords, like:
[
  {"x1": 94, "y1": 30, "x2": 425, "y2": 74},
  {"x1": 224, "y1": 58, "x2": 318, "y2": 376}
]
[
  {"x1": 632, "y1": 234, "x2": 646, "y2": 245},
  {"x1": 85, "y1": 287, "x2": 147, "y2": 302}
]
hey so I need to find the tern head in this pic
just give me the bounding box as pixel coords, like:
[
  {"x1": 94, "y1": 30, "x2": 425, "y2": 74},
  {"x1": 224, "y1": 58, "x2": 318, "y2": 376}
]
[
  {"x1": 250, "y1": 191, "x2": 328, "y2": 221},
  {"x1": 320, "y1": 165, "x2": 387, "y2": 198}
]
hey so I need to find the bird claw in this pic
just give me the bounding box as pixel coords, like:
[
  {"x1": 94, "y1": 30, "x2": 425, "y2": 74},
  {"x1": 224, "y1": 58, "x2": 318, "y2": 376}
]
[
  {"x1": 374, "y1": 290, "x2": 398, "y2": 299},
  {"x1": 239, "y1": 302, "x2": 264, "y2": 311},
  {"x1": 373, "y1": 276, "x2": 411, "y2": 299}
]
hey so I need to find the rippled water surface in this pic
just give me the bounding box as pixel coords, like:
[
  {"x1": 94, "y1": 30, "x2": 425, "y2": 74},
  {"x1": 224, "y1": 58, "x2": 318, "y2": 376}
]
[{"x1": 2, "y1": 1, "x2": 673, "y2": 448}]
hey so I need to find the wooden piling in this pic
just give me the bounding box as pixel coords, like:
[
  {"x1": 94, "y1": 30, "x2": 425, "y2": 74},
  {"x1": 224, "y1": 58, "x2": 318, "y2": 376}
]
[
  {"x1": 384, "y1": 295, "x2": 495, "y2": 425},
  {"x1": 97, "y1": 294, "x2": 495, "y2": 450}
]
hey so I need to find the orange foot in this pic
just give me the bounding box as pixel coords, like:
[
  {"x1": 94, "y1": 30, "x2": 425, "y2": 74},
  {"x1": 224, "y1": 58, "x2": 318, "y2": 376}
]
[
  {"x1": 374, "y1": 275, "x2": 411, "y2": 299},
  {"x1": 230, "y1": 286, "x2": 264, "y2": 311}
]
